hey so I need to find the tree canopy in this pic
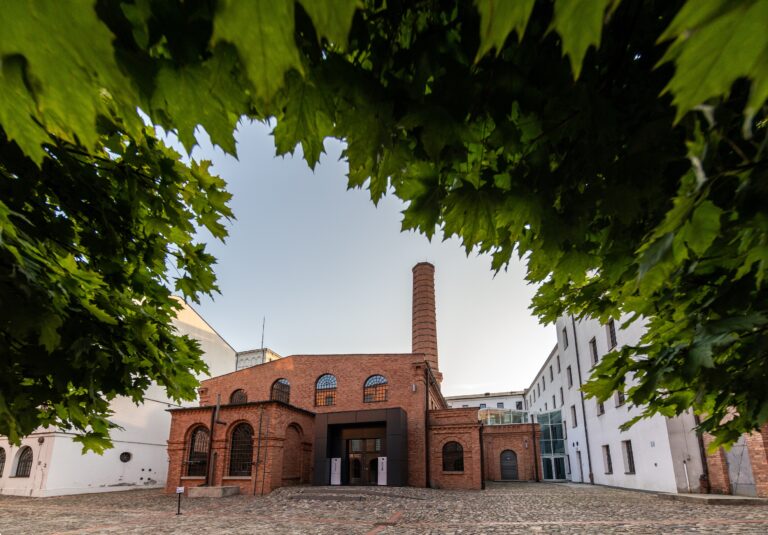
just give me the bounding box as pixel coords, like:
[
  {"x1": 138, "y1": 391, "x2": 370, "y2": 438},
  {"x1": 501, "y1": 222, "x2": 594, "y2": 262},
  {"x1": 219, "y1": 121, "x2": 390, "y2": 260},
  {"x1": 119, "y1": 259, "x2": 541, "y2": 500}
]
[{"x1": 0, "y1": 0, "x2": 766, "y2": 449}]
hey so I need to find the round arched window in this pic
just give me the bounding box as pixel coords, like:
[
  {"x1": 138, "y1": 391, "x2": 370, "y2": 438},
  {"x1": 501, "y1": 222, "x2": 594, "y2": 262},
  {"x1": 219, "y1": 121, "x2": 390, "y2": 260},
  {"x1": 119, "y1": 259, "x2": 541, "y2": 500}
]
[
  {"x1": 270, "y1": 378, "x2": 290, "y2": 404},
  {"x1": 315, "y1": 374, "x2": 337, "y2": 406},
  {"x1": 229, "y1": 423, "x2": 254, "y2": 476},
  {"x1": 442, "y1": 441, "x2": 464, "y2": 472},
  {"x1": 230, "y1": 389, "x2": 247, "y2": 404},
  {"x1": 363, "y1": 375, "x2": 388, "y2": 403},
  {"x1": 15, "y1": 446, "x2": 33, "y2": 478}
]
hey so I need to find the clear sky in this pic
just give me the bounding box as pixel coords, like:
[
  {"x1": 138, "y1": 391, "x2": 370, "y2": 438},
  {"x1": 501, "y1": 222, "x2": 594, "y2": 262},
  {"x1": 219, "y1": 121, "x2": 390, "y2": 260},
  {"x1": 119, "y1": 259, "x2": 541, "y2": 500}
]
[{"x1": 184, "y1": 120, "x2": 555, "y2": 395}]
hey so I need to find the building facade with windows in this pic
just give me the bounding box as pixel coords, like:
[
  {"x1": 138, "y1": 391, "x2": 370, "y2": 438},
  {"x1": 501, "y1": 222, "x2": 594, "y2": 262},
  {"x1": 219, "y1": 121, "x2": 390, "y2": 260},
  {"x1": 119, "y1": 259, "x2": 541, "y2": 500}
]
[
  {"x1": 165, "y1": 263, "x2": 543, "y2": 495},
  {"x1": 445, "y1": 391, "x2": 526, "y2": 411},
  {"x1": 0, "y1": 299, "x2": 236, "y2": 497},
  {"x1": 524, "y1": 315, "x2": 707, "y2": 493}
]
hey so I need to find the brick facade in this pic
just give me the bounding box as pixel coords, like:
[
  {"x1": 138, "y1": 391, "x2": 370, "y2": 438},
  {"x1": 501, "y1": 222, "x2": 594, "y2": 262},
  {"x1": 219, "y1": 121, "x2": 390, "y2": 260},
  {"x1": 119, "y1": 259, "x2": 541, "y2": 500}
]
[
  {"x1": 482, "y1": 424, "x2": 541, "y2": 482},
  {"x1": 165, "y1": 262, "x2": 544, "y2": 494},
  {"x1": 704, "y1": 424, "x2": 768, "y2": 498}
]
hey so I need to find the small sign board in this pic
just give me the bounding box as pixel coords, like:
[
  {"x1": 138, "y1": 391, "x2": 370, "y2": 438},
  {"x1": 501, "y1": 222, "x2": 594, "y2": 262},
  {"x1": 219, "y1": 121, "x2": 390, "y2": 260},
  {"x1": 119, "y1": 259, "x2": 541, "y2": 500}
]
[{"x1": 175, "y1": 487, "x2": 185, "y2": 494}]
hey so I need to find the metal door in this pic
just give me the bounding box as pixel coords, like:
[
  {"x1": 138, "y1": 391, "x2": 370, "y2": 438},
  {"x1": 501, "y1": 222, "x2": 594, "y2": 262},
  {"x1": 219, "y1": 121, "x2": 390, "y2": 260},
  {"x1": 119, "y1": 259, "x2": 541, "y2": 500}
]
[
  {"x1": 349, "y1": 454, "x2": 363, "y2": 485},
  {"x1": 500, "y1": 450, "x2": 518, "y2": 480},
  {"x1": 725, "y1": 435, "x2": 757, "y2": 496}
]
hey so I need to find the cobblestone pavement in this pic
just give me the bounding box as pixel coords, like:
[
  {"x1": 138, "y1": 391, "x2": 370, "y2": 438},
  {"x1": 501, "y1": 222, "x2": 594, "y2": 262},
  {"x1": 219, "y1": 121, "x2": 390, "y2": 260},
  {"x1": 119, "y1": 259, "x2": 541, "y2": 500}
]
[{"x1": 1, "y1": 482, "x2": 768, "y2": 534}]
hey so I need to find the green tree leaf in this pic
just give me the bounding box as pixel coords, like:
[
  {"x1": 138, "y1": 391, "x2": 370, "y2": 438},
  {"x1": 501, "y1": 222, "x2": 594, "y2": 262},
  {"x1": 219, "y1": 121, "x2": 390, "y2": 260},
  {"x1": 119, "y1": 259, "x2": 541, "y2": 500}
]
[{"x1": 475, "y1": 0, "x2": 535, "y2": 60}]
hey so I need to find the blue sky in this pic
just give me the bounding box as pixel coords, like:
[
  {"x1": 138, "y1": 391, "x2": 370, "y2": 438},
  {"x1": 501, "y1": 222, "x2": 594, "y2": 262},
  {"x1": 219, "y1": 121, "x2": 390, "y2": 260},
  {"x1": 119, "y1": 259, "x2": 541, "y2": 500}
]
[{"x1": 183, "y1": 120, "x2": 555, "y2": 394}]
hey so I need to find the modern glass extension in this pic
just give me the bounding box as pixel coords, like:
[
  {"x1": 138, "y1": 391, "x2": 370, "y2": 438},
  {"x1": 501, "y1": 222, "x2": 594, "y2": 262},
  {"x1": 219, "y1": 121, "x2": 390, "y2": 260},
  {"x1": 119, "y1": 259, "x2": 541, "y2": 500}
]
[
  {"x1": 537, "y1": 410, "x2": 567, "y2": 481},
  {"x1": 478, "y1": 409, "x2": 529, "y2": 425}
]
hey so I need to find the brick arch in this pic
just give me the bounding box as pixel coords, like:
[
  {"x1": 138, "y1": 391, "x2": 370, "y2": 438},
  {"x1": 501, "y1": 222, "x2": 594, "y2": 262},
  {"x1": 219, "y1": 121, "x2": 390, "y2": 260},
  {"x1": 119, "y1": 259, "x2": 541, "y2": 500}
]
[{"x1": 282, "y1": 423, "x2": 304, "y2": 486}]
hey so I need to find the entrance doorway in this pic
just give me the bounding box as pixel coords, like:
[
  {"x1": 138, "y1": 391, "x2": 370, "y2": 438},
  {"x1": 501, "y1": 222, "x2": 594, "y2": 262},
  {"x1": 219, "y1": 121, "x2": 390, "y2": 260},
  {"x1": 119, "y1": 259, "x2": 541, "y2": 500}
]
[
  {"x1": 347, "y1": 438, "x2": 383, "y2": 486},
  {"x1": 500, "y1": 450, "x2": 518, "y2": 480}
]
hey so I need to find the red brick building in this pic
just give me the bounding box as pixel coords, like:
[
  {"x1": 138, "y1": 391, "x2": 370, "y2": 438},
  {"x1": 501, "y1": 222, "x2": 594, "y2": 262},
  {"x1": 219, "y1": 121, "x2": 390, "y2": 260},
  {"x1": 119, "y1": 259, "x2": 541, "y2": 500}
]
[{"x1": 165, "y1": 263, "x2": 541, "y2": 494}]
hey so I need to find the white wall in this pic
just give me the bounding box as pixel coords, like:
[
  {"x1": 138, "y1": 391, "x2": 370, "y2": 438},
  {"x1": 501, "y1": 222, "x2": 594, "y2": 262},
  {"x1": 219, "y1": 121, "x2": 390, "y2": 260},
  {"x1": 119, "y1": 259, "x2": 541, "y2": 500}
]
[
  {"x1": 0, "y1": 299, "x2": 236, "y2": 497},
  {"x1": 446, "y1": 392, "x2": 525, "y2": 410},
  {"x1": 525, "y1": 314, "x2": 704, "y2": 493}
]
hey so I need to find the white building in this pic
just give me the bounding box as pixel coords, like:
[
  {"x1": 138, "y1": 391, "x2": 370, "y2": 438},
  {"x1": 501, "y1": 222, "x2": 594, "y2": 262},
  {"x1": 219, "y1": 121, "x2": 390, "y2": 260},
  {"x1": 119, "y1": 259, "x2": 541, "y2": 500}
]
[
  {"x1": 0, "y1": 299, "x2": 236, "y2": 497},
  {"x1": 236, "y1": 347, "x2": 282, "y2": 370},
  {"x1": 524, "y1": 314, "x2": 705, "y2": 493},
  {"x1": 445, "y1": 391, "x2": 526, "y2": 411}
]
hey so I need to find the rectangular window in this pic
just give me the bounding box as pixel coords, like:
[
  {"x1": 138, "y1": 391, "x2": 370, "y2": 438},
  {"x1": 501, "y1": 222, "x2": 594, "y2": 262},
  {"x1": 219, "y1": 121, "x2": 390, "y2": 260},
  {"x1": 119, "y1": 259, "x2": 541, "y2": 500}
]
[
  {"x1": 589, "y1": 337, "x2": 599, "y2": 365},
  {"x1": 537, "y1": 383, "x2": 541, "y2": 396},
  {"x1": 570, "y1": 405, "x2": 577, "y2": 427},
  {"x1": 545, "y1": 402, "x2": 548, "y2": 410},
  {"x1": 622, "y1": 440, "x2": 636, "y2": 474},
  {"x1": 615, "y1": 390, "x2": 625, "y2": 407},
  {"x1": 549, "y1": 366, "x2": 554, "y2": 381},
  {"x1": 597, "y1": 400, "x2": 605, "y2": 415},
  {"x1": 462, "y1": 404, "x2": 469, "y2": 408},
  {"x1": 552, "y1": 395, "x2": 556, "y2": 409},
  {"x1": 479, "y1": 403, "x2": 486, "y2": 409},
  {"x1": 602, "y1": 445, "x2": 613, "y2": 474},
  {"x1": 559, "y1": 387, "x2": 564, "y2": 406},
  {"x1": 607, "y1": 319, "x2": 618, "y2": 349},
  {"x1": 566, "y1": 366, "x2": 573, "y2": 388},
  {"x1": 565, "y1": 455, "x2": 571, "y2": 474},
  {"x1": 556, "y1": 354, "x2": 561, "y2": 373},
  {"x1": 542, "y1": 376, "x2": 546, "y2": 390},
  {"x1": 562, "y1": 326, "x2": 569, "y2": 348},
  {"x1": 497, "y1": 402, "x2": 504, "y2": 408},
  {"x1": 563, "y1": 421, "x2": 568, "y2": 439},
  {"x1": 516, "y1": 401, "x2": 523, "y2": 410}
]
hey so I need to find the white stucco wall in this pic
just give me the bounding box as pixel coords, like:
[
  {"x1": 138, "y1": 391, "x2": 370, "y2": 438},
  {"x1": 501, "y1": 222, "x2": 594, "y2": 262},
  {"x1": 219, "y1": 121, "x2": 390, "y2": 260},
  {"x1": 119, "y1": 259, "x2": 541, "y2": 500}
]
[
  {"x1": 0, "y1": 299, "x2": 236, "y2": 497},
  {"x1": 445, "y1": 392, "x2": 525, "y2": 410},
  {"x1": 525, "y1": 314, "x2": 704, "y2": 493}
]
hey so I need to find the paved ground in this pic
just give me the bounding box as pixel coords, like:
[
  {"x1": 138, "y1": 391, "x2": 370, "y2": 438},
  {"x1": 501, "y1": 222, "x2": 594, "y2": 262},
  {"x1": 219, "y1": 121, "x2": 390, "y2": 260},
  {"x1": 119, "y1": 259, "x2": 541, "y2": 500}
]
[{"x1": 1, "y1": 482, "x2": 768, "y2": 534}]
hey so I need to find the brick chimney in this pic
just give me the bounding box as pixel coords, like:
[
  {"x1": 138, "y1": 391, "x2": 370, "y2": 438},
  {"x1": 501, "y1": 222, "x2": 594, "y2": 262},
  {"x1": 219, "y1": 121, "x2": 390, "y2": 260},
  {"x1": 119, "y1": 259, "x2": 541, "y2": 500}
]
[{"x1": 412, "y1": 262, "x2": 439, "y2": 373}]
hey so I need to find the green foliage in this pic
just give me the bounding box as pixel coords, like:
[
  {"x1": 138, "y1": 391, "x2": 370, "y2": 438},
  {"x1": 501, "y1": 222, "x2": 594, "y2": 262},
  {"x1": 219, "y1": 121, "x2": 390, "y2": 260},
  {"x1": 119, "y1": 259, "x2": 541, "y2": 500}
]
[{"x1": 1, "y1": 0, "x2": 767, "y2": 447}]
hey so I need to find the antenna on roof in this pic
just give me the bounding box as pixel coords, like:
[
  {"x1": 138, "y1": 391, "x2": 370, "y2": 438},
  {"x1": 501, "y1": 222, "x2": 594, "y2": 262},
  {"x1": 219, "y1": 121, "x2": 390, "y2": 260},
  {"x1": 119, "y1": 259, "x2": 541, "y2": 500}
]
[{"x1": 260, "y1": 316, "x2": 266, "y2": 350}]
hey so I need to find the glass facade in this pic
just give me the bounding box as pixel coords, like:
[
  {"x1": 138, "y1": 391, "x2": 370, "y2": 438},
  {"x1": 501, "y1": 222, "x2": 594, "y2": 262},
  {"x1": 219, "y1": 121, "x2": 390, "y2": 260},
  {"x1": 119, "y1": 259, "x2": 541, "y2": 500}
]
[
  {"x1": 537, "y1": 410, "x2": 567, "y2": 480},
  {"x1": 478, "y1": 409, "x2": 529, "y2": 425}
]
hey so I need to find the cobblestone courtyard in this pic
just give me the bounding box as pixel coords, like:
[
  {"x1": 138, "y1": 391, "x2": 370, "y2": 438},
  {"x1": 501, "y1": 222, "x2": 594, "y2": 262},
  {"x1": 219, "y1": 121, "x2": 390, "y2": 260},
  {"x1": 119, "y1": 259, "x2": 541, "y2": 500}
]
[{"x1": 1, "y1": 483, "x2": 767, "y2": 534}]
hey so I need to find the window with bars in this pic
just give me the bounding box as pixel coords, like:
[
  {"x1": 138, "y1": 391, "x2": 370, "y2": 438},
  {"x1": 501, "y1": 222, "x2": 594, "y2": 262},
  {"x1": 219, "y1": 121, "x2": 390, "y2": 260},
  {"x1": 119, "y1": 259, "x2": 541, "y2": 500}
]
[
  {"x1": 315, "y1": 374, "x2": 337, "y2": 406},
  {"x1": 0, "y1": 447, "x2": 5, "y2": 477},
  {"x1": 187, "y1": 426, "x2": 209, "y2": 476},
  {"x1": 607, "y1": 319, "x2": 618, "y2": 349},
  {"x1": 270, "y1": 378, "x2": 290, "y2": 404},
  {"x1": 228, "y1": 423, "x2": 254, "y2": 476},
  {"x1": 442, "y1": 441, "x2": 464, "y2": 472},
  {"x1": 229, "y1": 389, "x2": 247, "y2": 404},
  {"x1": 363, "y1": 375, "x2": 388, "y2": 402},
  {"x1": 15, "y1": 446, "x2": 33, "y2": 478}
]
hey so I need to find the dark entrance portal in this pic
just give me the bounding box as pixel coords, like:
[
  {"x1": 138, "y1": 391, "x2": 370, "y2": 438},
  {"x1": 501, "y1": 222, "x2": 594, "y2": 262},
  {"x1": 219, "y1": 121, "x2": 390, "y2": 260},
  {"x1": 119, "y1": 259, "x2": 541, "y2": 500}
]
[
  {"x1": 348, "y1": 438, "x2": 383, "y2": 485},
  {"x1": 500, "y1": 450, "x2": 518, "y2": 480}
]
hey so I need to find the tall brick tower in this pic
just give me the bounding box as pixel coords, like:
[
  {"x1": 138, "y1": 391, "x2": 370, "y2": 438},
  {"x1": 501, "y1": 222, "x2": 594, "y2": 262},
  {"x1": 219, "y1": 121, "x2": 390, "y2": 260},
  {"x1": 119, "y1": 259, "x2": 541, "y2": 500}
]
[{"x1": 412, "y1": 262, "x2": 439, "y2": 374}]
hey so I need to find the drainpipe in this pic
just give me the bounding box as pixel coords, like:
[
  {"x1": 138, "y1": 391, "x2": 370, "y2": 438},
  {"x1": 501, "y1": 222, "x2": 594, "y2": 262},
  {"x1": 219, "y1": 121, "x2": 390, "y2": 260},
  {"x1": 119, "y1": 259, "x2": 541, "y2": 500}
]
[
  {"x1": 203, "y1": 396, "x2": 219, "y2": 487},
  {"x1": 253, "y1": 405, "x2": 265, "y2": 495},
  {"x1": 530, "y1": 413, "x2": 540, "y2": 482},
  {"x1": 571, "y1": 315, "x2": 594, "y2": 484},
  {"x1": 424, "y1": 364, "x2": 431, "y2": 488},
  {"x1": 479, "y1": 422, "x2": 486, "y2": 490},
  {"x1": 694, "y1": 414, "x2": 711, "y2": 493}
]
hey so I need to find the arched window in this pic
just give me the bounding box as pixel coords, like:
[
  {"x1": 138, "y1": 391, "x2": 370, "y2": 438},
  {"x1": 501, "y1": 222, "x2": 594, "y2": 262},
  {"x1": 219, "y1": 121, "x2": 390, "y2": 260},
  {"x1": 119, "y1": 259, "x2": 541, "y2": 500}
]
[
  {"x1": 0, "y1": 447, "x2": 5, "y2": 477},
  {"x1": 271, "y1": 378, "x2": 290, "y2": 404},
  {"x1": 229, "y1": 423, "x2": 254, "y2": 476},
  {"x1": 15, "y1": 446, "x2": 33, "y2": 478},
  {"x1": 230, "y1": 389, "x2": 247, "y2": 404},
  {"x1": 363, "y1": 375, "x2": 388, "y2": 403},
  {"x1": 315, "y1": 374, "x2": 337, "y2": 406},
  {"x1": 187, "y1": 426, "x2": 209, "y2": 477},
  {"x1": 442, "y1": 441, "x2": 464, "y2": 472}
]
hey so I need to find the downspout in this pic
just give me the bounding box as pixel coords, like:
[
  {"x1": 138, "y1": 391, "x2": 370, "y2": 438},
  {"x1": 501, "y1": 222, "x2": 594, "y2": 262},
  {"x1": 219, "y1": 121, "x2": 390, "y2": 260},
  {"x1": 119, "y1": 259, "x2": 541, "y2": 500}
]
[
  {"x1": 694, "y1": 414, "x2": 711, "y2": 493},
  {"x1": 479, "y1": 422, "x2": 486, "y2": 490},
  {"x1": 253, "y1": 405, "x2": 265, "y2": 495},
  {"x1": 530, "y1": 413, "x2": 540, "y2": 482},
  {"x1": 203, "y1": 395, "x2": 220, "y2": 487},
  {"x1": 424, "y1": 364, "x2": 431, "y2": 488},
  {"x1": 571, "y1": 315, "x2": 594, "y2": 484}
]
